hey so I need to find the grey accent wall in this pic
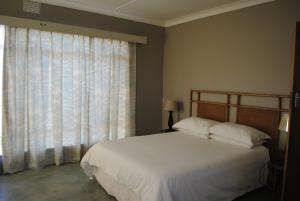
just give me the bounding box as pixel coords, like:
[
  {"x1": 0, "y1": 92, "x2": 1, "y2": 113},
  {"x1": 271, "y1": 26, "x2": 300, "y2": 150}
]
[
  {"x1": 0, "y1": 0, "x2": 165, "y2": 135},
  {"x1": 163, "y1": 0, "x2": 300, "y2": 126}
]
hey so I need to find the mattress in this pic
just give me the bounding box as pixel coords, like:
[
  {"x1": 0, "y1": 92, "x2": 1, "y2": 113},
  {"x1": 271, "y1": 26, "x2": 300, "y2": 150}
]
[{"x1": 81, "y1": 131, "x2": 269, "y2": 201}]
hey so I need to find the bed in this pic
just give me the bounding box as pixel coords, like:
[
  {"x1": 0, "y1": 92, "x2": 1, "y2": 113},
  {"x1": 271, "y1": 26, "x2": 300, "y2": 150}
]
[{"x1": 81, "y1": 90, "x2": 290, "y2": 201}]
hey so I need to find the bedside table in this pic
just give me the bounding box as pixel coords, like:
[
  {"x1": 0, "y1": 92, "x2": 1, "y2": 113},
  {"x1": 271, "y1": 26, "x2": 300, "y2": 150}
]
[
  {"x1": 268, "y1": 160, "x2": 284, "y2": 200},
  {"x1": 160, "y1": 128, "x2": 178, "y2": 133}
]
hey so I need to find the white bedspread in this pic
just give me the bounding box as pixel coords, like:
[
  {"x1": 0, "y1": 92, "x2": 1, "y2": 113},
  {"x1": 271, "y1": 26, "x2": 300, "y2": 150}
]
[{"x1": 81, "y1": 131, "x2": 269, "y2": 201}]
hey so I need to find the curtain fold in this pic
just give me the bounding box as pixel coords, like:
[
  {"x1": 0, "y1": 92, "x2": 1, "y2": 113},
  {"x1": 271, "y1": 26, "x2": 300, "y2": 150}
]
[{"x1": 2, "y1": 26, "x2": 136, "y2": 173}]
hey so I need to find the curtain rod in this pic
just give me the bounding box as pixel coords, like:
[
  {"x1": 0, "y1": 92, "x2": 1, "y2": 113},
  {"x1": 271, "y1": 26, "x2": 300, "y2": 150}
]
[{"x1": 0, "y1": 15, "x2": 147, "y2": 44}]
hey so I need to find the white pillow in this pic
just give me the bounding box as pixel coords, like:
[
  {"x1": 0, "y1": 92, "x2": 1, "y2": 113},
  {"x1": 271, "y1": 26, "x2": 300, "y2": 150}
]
[
  {"x1": 209, "y1": 122, "x2": 271, "y2": 148},
  {"x1": 173, "y1": 117, "x2": 219, "y2": 138},
  {"x1": 210, "y1": 135, "x2": 267, "y2": 148}
]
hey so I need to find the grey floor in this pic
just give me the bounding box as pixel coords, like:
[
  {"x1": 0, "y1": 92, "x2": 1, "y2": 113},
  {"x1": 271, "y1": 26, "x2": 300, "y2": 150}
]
[{"x1": 0, "y1": 163, "x2": 272, "y2": 201}]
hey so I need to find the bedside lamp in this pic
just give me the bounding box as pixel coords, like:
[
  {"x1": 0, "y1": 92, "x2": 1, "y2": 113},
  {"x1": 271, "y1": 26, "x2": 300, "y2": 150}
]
[
  {"x1": 164, "y1": 100, "x2": 177, "y2": 131},
  {"x1": 278, "y1": 113, "x2": 290, "y2": 151}
]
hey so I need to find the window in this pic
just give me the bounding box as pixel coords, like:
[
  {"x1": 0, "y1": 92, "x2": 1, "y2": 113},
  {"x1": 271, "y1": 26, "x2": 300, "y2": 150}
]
[
  {"x1": 0, "y1": 25, "x2": 4, "y2": 155},
  {"x1": 2, "y1": 26, "x2": 135, "y2": 172}
]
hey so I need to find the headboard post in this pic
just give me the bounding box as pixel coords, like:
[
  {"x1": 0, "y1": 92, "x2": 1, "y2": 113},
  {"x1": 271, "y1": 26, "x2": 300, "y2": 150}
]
[
  {"x1": 226, "y1": 94, "x2": 230, "y2": 121},
  {"x1": 189, "y1": 90, "x2": 193, "y2": 117}
]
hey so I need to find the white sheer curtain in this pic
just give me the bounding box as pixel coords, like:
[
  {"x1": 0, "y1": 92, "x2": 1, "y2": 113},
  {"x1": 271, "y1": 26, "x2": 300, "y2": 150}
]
[{"x1": 2, "y1": 26, "x2": 136, "y2": 173}]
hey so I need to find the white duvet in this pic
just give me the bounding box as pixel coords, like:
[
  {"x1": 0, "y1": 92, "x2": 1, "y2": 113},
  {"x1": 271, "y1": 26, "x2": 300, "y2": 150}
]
[{"x1": 81, "y1": 131, "x2": 269, "y2": 201}]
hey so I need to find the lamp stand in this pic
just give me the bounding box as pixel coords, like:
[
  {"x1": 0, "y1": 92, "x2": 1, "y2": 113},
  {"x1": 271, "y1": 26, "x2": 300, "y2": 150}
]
[{"x1": 168, "y1": 111, "x2": 174, "y2": 131}]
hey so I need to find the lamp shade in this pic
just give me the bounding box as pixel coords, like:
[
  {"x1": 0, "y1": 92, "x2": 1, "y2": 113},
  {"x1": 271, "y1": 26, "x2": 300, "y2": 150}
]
[
  {"x1": 164, "y1": 100, "x2": 177, "y2": 111},
  {"x1": 279, "y1": 113, "x2": 289, "y2": 132}
]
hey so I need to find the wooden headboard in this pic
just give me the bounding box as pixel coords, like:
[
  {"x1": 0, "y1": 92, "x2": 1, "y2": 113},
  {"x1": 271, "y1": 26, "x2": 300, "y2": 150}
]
[{"x1": 190, "y1": 90, "x2": 290, "y2": 160}]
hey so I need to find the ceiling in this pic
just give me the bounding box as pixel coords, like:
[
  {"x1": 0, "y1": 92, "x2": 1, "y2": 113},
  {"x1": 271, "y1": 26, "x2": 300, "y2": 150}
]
[{"x1": 33, "y1": 0, "x2": 276, "y2": 27}]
